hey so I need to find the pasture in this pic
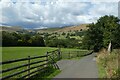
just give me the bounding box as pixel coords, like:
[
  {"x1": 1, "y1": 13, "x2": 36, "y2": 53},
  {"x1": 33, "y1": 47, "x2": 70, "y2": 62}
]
[
  {"x1": 2, "y1": 47, "x2": 57, "y2": 61},
  {"x1": 2, "y1": 47, "x2": 87, "y2": 61},
  {"x1": 1, "y1": 47, "x2": 89, "y2": 78}
]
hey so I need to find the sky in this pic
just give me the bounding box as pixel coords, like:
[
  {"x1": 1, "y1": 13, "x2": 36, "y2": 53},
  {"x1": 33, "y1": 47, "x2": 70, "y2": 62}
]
[{"x1": 0, "y1": 0, "x2": 119, "y2": 29}]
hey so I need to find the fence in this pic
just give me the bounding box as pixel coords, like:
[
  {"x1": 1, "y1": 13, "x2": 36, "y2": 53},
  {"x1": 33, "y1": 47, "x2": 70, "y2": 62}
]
[
  {"x1": 0, "y1": 48, "x2": 93, "y2": 80},
  {"x1": 0, "y1": 49, "x2": 61, "y2": 80},
  {"x1": 61, "y1": 50, "x2": 93, "y2": 59}
]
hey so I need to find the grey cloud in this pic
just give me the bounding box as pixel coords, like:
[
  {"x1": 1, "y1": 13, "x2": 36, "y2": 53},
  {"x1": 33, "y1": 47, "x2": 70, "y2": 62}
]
[{"x1": 0, "y1": 0, "x2": 118, "y2": 29}]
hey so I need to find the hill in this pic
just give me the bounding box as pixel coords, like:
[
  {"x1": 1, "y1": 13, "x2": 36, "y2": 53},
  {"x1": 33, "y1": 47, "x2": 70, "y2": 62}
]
[
  {"x1": 36, "y1": 24, "x2": 88, "y2": 33},
  {"x1": 0, "y1": 26, "x2": 24, "y2": 32},
  {"x1": 0, "y1": 24, "x2": 88, "y2": 33},
  {"x1": 35, "y1": 27, "x2": 62, "y2": 33},
  {"x1": 56, "y1": 24, "x2": 88, "y2": 32}
]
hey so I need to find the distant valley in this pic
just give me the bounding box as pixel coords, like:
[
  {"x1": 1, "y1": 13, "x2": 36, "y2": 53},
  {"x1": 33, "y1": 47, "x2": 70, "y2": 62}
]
[{"x1": 0, "y1": 24, "x2": 88, "y2": 33}]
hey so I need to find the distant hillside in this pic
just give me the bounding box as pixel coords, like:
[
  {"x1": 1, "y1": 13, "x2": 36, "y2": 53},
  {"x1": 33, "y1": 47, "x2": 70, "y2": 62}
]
[
  {"x1": 36, "y1": 27, "x2": 62, "y2": 33},
  {"x1": 0, "y1": 26, "x2": 23, "y2": 32},
  {"x1": 36, "y1": 24, "x2": 89, "y2": 33},
  {"x1": 0, "y1": 24, "x2": 89, "y2": 33},
  {"x1": 56, "y1": 24, "x2": 88, "y2": 32}
]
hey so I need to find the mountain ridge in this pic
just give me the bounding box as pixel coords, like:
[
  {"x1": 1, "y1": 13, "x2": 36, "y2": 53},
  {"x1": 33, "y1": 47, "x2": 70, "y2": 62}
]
[{"x1": 0, "y1": 24, "x2": 89, "y2": 33}]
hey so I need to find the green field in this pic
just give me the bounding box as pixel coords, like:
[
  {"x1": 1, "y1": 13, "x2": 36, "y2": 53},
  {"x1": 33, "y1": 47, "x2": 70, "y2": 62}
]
[
  {"x1": 2, "y1": 47, "x2": 58, "y2": 78},
  {"x1": 2, "y1": 47, "x2": 85, "y2": 61},
  {"x1": 2, "y1": 47, "x2": 87, "y2": 61},
  {"x1": 1, "y1": 47, "x2": 88, "y2": 78},
  {"x1": 2, "y1": 47, "x2": 58, "y2": 61}
]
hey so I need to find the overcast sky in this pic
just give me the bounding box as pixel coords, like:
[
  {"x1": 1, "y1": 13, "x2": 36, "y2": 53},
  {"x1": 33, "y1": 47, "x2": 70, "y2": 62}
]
[{"x1": 0, "y1": 0, "x2": 119, "y2": 29}]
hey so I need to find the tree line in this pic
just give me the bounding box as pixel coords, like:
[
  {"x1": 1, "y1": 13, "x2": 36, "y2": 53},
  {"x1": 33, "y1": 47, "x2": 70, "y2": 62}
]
[
  {"x1": 2, "y1": 31, "x2": 45, "y2": 47},
  {"x1": 2, "y1": 31, "x2": 83, "y2": 48},
  {"x1": 2, "y1": 15, "x2": 119, "y2": 50},
  {"x1": 82, "y1": 15, "x2": 120, "y2": 51}
]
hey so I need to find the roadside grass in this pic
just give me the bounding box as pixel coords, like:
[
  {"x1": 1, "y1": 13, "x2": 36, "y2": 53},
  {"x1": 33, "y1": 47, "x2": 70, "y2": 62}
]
[
  {"x1": 46, "y1": 70, "x2": 61, "y2": 78},
  {"x1": 97, "y1": 61, "x2": 107, "y2": 78},
  {"x1": 96, "y1": 49, "x2": 119, "y2": 78},
  {"x1": 29, "y1": 66, "x2": 61, "y2": 80}
]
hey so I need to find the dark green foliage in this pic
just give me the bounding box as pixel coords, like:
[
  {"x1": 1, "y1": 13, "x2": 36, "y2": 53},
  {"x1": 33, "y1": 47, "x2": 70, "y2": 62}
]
[
  {"x1": 30, "y1": 35, "x2": 45, "y2": 46},
  {"x1": 45, "y1": 38, "x2": 68, "y2": 48},
  {"x1": 112, "y1": 24, "x2": 120, "y2": 48},
  {"x1": 2, "y1": 31, "x2": 17, "y2": 46},
  {"x1": 75, "y1": 30, "x2": 85, "y2": 37},
  {"x1": 70, "y1": 33, "x2": 75, "y2": 36},
  {"x1": 61, "y1": 32, "x2": 66, "y2": 35},
  {"x1": 82, "y1": 15, "x2": 120, "y2": 51},
  {"x1": 45, "y1": 37, "x2": 81, "y2": 48},
  {"x1": 2, "y1": 31, "x2": 45, "y2": 47}
]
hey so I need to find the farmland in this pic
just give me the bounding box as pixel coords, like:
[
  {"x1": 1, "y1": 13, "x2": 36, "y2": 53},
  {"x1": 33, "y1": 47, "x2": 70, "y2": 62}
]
[
  {"x1": 2, "y1": 47, "x2": 57, "y2": 61},
  {"x1": 2, "y1": 47, "x2": 86, "y2": 61},
  {"x1": 1, "y1": 47, "x2": 88, "y2": 78},
  {"x1": 2, "y1": 24, "x2": 87, "y2": 49},
  {"x1": 1, "y1": 15, "x2": 120, "y2": 79}
]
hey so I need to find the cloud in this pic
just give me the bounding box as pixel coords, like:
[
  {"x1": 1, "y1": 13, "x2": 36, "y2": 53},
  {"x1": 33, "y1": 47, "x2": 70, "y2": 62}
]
[
  {"x1": 89, "y1": 2, "x2": 118, "y2": 16},
  {"x1": 118, "y1": 1, "x2": 120, "y2": 19},
  {"x1": 0, "y1": 0, "x2": 118, "y2": 29}
]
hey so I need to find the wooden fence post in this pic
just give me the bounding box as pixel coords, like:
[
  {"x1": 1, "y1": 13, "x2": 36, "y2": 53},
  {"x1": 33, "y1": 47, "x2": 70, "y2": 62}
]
[
  {"x1": 77, "y1": 51, "x2": 79, "y2": 57},
  {"x1": 52, "y1": 51, "x2": 54, "y2": 60},
  {"x1": 69, "y1": 52, "x2": 71, "y2": 59},
  {"x1": 46, "y1": 52, "x2": 49, "y2": 63},
  {"x1": 28, "y1": 56, "x2": 30, "y2": 78},
  {"x1": 46, "y1": 52, "x2": 49, "y2": 74},
  {"x1": 58, "y1": 48, "x2": 61, "y2": 60}
]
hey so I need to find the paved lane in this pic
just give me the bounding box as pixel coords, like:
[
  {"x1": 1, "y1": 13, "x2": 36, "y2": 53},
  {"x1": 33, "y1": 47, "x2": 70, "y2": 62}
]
[{"x1": 54, "y1": 53, "x2": 98, "y2": 78}]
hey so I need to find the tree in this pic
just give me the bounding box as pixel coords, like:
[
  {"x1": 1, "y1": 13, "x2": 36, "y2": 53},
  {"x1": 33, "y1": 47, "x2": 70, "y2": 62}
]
[
  {"x1": 2, "y1": 31, "x2": 45, "y2": 47},
  {"x1": 82, "y1": 15, "x2": 119, "y2": 51},
  {"x1": 30, "y1": 35, "x2": 45, "y2": 46},
  {"x1": 2, "y1": 31, "x2": 17, "y2": 46},
  {"x1": 61, "y1": 32, "x2": 66, "y2": 35},
  {"x1": 82, "y1": 23, "x2": 103, "y2": 51},
  {"x1": 98, "y1": 15, "x2": 119, "y2": 48},
  {"x1": 112, "y1": 24, "x2": 120, "y2": 48}
]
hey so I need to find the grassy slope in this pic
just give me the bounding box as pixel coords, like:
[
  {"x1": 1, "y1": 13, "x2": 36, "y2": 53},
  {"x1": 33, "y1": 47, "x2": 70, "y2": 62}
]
[
  {"x1": 1, "y1": 26, "x2": 24, "y2": 32},
  {"x1": 56, "y1": 24, "x2": 88, "y2": 32},
  {"x1": 36, "y1": 24, "x2": 88, "y2": 33},
  {"x1": 36, "y1": 27, "x2": 62, "y2": 33},
  {"x1": 1, "y1": 24, "x2": 88, "y2": 33}
]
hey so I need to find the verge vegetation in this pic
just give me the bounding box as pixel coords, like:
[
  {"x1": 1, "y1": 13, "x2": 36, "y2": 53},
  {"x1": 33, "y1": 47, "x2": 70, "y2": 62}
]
[{"x1": 97, "y1": 49, "x2": 119, "y2": 78}]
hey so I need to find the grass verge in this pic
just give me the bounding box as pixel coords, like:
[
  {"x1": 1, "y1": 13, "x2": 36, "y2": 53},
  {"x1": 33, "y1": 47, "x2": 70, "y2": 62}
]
[
  {"x1": 96, "y1": 49, "x2": 119, "y2": 78},
  {"x1": 30, "y1": 66, "x2": 61, "y2": 80}
]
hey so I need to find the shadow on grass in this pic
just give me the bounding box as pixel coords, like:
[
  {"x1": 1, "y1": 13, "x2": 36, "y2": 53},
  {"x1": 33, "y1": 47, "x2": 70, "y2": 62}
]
[{"x1": 28, "y1": 66, "x2": 60, "y2": 80}]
